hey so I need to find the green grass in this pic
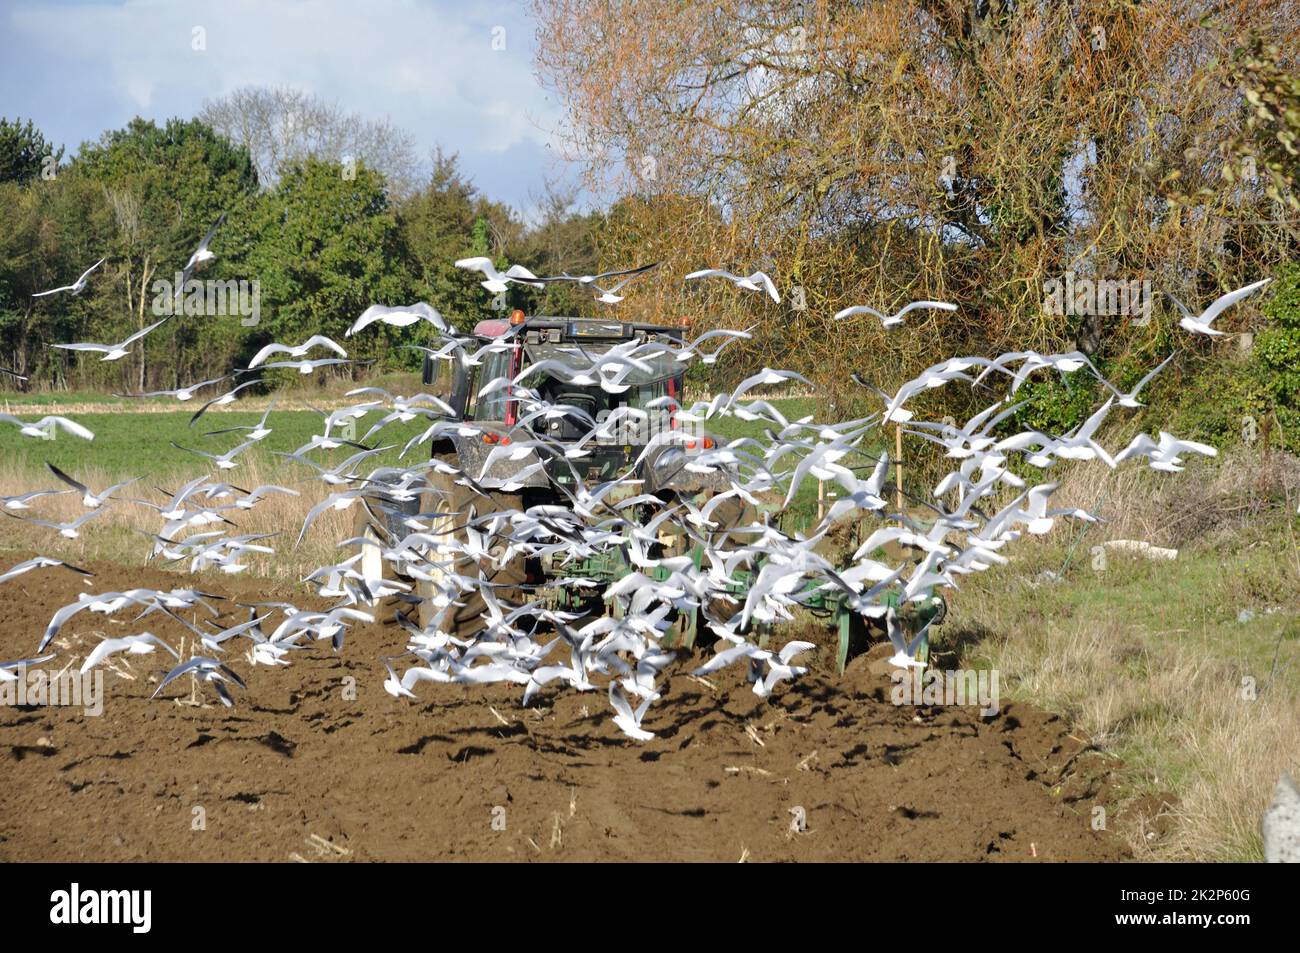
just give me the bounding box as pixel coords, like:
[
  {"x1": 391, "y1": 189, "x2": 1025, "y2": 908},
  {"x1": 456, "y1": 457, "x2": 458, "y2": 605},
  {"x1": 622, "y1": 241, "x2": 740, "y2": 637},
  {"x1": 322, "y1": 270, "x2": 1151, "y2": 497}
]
[
  {"x1": 0, "y1": 408, "x2": 430, "y2": 480},
  {"x1": 949, "y1": 512, "x2": 1300, "y2": 859}
]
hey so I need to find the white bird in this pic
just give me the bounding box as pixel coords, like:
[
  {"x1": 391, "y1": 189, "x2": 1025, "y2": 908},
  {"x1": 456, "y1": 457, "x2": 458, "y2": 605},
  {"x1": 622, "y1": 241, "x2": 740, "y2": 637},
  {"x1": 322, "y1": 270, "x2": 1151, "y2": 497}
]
[
  {"x1": 609, "y1": 681, "x2": 655, "y2": 741},
  {"x1": 1100, "y1": 352, "x2": 1177, "y2": 408},
  {"x1": 46, "y1": 463, "x2": 136, "y2": 507},
  {"x1": 684, "y1": 268, "x2": 781, "y2": 303},
  {"x1": 80, "y1": 632, "x2": 178, "y2": 674},
  {"x1": 454, "y1": 257, "x2": 541, "y2": 294},
  {"x1": 171, "y1": 439, "x2": 258, "y2": 471},
  {"x1": 1171, "y1": 278, "x2": 1270, "y2": 336},
  {"x1": 23, "y1": 508, "x2": 107, "y2": 539},
  {"x1": 247, "y1": 335, "x2": 347, "y2": 369},
  {"x1": 174, "y1": 213, "x2": 226, "y2": 295},
  {"x1": 50, "y1": 318, "x2": 167, "y2": 362},
  {"x1": 0, "y1": 654, "x2": 56, "y2": 682},
  {"x1": 189, "y1": 379, "x2": 260, "y2": 426},
  {"x1": 152, "y1": 655, "x2": 245, "y2": 707},
  {"x1": 32, "y1": 258, "x2": 106, "y2": 298},
  {"x1": 833, "y1": 299, "x2": 957, "y2": 328},
  {"x1": 0, "y1": 414, "x2": 94, "y2": 440},
  {"x1": 119, "y1": 375, "x2": 232, "y2": 402},
  {"x1": 885, "y1": 613, "x2": 931, "y2": 670},
  {"x1": 0, "y1": 556, "x2": 93, "y2": 585},
  {"x1": 203, "y1": 397, "x2": 277, "y2": 441},
  {"x1": 2, "y1": 488, "x2": 72, "y2": 511},
  {"x1": 347, "y1": 302, "x2": 448, "y2": 337}
]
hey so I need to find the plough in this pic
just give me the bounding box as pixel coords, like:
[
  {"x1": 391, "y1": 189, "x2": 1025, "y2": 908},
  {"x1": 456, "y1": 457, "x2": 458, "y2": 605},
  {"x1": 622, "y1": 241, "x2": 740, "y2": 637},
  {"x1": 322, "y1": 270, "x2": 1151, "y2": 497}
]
[{"x1": 541, "y1": 535, "x2": 946, "y2": 673}]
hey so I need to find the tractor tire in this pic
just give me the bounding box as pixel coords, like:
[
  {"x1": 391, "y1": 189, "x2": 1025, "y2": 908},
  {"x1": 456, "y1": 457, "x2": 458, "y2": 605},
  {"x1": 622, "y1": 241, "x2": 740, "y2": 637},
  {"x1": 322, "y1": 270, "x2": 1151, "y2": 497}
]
[{"x1": 414, "y1": 459, "x2": 526, "y2": 637}]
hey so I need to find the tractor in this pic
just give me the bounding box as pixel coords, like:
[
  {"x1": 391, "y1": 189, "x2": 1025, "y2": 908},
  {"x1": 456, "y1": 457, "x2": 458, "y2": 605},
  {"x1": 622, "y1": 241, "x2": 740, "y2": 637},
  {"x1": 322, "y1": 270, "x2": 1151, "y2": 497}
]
[{"x1": 354, "y1": 309, "x2": 943, "y2": 670}]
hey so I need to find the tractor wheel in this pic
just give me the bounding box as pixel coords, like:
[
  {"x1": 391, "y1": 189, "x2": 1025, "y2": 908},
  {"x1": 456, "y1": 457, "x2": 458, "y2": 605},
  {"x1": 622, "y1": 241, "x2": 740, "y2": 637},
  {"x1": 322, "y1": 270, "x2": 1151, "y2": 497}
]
[{"x1": 414, "y1": 460, "x2": 526, "y2": 637}]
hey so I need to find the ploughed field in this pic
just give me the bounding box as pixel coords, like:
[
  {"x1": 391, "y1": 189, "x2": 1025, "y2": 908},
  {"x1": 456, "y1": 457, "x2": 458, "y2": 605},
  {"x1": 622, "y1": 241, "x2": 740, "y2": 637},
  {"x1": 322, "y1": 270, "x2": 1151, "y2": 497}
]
[{"x1": 0, "y1": 555, "x2": 1127, "y2": 862}]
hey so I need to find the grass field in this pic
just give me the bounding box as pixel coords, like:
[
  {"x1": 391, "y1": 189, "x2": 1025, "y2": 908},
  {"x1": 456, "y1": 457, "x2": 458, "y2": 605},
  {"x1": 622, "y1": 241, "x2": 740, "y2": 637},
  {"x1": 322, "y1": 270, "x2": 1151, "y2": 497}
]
[{"x1": 946, "y1": 453, "x2": 1300, "y2": 860}]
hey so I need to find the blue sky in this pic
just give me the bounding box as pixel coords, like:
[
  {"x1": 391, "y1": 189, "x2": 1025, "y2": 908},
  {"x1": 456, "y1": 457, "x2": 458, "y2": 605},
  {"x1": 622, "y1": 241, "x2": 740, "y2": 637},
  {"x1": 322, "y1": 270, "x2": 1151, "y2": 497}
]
[{"x1": 0, "y1": 0, "x2": 573, "y2": 216}]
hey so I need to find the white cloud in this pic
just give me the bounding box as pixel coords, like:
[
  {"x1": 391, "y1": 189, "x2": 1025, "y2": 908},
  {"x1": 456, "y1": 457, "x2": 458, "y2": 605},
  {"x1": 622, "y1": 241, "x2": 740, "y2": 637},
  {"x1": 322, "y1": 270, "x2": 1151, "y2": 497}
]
[{"x1": 1, "y1": 0, "x2": 568, "y2": 210}]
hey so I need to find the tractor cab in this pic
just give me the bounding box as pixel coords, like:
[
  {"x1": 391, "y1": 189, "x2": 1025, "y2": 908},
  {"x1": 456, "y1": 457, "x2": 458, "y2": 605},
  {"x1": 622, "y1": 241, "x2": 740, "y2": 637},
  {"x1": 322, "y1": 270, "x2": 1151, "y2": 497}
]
[{"x1": 426, "y1": 312, "x2": 689, "y2": 448}]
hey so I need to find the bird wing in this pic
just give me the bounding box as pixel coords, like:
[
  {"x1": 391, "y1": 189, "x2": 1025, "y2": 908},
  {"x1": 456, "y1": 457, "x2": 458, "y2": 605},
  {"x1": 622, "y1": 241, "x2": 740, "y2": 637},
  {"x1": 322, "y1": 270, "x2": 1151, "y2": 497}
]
[
  {"x1": 121, "y1": 318, "x2": 168, "y2": 347},
  {"x1": 40, "y1": 416, "x2": 95, "y2": 440},
  {"x1": 45, "y1": 462, "x2": 89, "y2": 495}
]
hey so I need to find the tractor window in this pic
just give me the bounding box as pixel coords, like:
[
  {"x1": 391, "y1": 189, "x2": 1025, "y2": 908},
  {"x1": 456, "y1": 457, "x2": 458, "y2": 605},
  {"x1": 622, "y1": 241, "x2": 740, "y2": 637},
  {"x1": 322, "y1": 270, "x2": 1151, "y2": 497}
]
[{"x1": 474, "y1": 349, "x2": 512, "y2": 421}]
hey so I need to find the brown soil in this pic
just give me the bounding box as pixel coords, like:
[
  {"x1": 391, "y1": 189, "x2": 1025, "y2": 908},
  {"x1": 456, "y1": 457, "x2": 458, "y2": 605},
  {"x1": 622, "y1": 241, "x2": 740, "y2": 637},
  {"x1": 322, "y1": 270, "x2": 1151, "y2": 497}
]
[{"x1": 0, "y1": 556, "x2": 1128, "y2": 862}]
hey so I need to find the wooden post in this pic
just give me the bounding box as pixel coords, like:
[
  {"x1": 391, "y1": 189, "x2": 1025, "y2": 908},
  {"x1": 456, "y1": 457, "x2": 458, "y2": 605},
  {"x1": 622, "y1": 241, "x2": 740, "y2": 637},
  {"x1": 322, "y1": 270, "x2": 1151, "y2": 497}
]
[{"x1": 895, "y1": 424, "x2": 904, "y2": 513}]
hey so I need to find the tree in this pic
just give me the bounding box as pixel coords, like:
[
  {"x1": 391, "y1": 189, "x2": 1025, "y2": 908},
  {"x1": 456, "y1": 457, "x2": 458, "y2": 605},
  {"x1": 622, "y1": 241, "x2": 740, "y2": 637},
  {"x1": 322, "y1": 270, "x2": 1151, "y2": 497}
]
[
  {"x1": 533, "y1": 0, "x2": 1300, "y2": 405},
  {"x1": 200, "y1": 85, "x2": 421, "y2": 199},
  {"x1": 72, "y1": 117, "x2": 259, "y2": 388},
  {"x1": 0, "y1": 117, "x2": 63, "y2": 184},
  {"x1": 244, "y1": 156, "x2": 413, "y2": 372}
]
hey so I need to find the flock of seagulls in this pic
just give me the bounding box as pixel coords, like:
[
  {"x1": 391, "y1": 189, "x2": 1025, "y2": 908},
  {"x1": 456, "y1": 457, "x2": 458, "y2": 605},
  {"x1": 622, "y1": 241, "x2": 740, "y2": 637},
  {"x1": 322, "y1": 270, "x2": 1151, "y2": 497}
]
[{"x1": 2, "y1": 244, "x2": 1274, "y2": 738}]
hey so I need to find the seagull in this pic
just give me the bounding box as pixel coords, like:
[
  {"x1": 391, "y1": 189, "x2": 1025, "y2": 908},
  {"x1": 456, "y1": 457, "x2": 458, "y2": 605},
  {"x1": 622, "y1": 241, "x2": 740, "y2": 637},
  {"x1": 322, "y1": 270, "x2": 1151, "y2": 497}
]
[
  {"x1": 117, "y1": 375, "x2": 233, "y2": 402},
  {"x1": 32, "y1": 258, "x2": 106, "y2": 298},
  {"x1": 204, "y1": 397, "x2": 277, "y2": 441},
  {"x1": 2, "y1": 488, "x2": 72, "y2": 511},
  {"x1": 46, "y1": 463, "x2": 137, "y2": 507},
  {"x1": 171, "y1": 439, "x2": 258, "y2": 471},
  {"x1": 347, "y1": 302, "x2": 448, "y2": 337},
  {"x1": 1100, "y1": 352, "x2": 1177, "y2": 408},
  {"x1": 684, "y1": 268, "x2": 781, "y2": 303},
  {"x1": 454, "y1": 257, "x2": 541, "y2": 294},
  {"x1": 0, "y1": 556, "x2": 94, "y2": 585},
  {"x1": 80, "y1": 632, "x2": 178, "y2": 675},
  {"x1": 1115, "y1": 431, "x2": 1218, "y2": 471},
  {"x1": 21, "y1": 507, "x2": 107, "y2": 539},
  {"x1": 885, "y1": 612, "x2": 931, "y2": 669},
  {"x1": 189, "y1": 379, "x2": 260, "y2": 426},
  {"x1": 0, "y1": 414, "x2": 94, "y2": 440},
  {"x1": 151, "y1": 655, "x2": 245, "y2": 707},
  {"x1": 0, "y1": 654, "x2": 56, "y2": 682},
  {"x1": 609, "y1": 681, "x2": 655, "y2": 741},
  {"x1": 833, "y1": 299, "x2": 957, "y2": 328},
  {"x1": 50, "y1": 318, "x2": 167, "y2": 362},
  {"x1": 174, "y1": 213, "x2": 226, "y2": 297},
  {"x1": 247, "y1": 335, "x2": 347, "y2": 369},
  {"x1": 254, "y1": 357, "x2": 358, "y2": 375},
  {"x1": 1171, "y1": 278, "x2": 1271, "y2": 336}
]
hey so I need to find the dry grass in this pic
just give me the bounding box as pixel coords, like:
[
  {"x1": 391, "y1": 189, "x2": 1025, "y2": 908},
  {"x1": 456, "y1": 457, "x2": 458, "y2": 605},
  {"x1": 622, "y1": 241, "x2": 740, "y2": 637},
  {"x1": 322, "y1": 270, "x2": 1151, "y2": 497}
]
[
  {"x1": 0, "y1": 457, "x2": 359, "y2": 586},
  {"x1": 951, "y1": 449, "x2": 1300, "y2": 860}
]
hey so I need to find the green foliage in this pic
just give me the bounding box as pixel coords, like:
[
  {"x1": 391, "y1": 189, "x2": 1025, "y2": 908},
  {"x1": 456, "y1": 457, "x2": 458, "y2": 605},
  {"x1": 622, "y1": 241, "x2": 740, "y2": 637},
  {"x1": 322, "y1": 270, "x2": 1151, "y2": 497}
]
[
  {"x1": 1251, "y1": 261, "x2": 1300, "y2": 450},
  {"x1": 244, "y1": 156, "x2": 413, "y2": 370},
  {"x1": 1010, "y1": 370, "x2": 1102, "y2": 436},
  {"x1": 0, "y1": 117, "x2": 63, "y2": 184}
]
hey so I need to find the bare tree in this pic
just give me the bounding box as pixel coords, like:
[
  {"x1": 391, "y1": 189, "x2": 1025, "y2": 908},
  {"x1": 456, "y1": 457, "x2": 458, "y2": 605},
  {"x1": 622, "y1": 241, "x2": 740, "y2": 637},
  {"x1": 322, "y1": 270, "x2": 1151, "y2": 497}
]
[{"x1": 200, "y1": 85, "x2": 421, "y2": 197}]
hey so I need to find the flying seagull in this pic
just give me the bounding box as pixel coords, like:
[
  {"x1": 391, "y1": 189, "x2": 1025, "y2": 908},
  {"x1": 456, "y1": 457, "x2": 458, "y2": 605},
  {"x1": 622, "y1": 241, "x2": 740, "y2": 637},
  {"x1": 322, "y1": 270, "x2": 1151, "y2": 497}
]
[
  {"x1": 50, "y1": 318, "x2": 167, "y2": 362},
  {"x1": 116, "y1": 374, "x2": 233, "y2": 402},
  {"x1": 0, "y1": 414, "x2": 94, "y2": 440},
  {"x1": 174, "y1": 213, "x2": 226, "y2": 298},
  {"x1": 347, "y1": 302, "x2": 448, "y2": 337},
  {"x1": 46, "y1": 463, "x2": 136, "y2": 507},
  {"x1": 1171, "y1": 278, "x2": 1271, "y2": 337},
  {"x1": 0, "y1": 556, "x2": 94, "y2": 585},
  {"x1": 80, "y1": 632, "x2": 178, "y2": 675},
  {"x1": 684, "y1": 268, "x2": 781, "y2": 303},
  {"x1": 247, "y1": 335, "x2": 347, "y2": 369},
  {"x1": 833, "y1": 299, "x2": 958, "y2": 328},
  {"x1": 32, "y1": 258, "x2": 105, "y2": 298}
]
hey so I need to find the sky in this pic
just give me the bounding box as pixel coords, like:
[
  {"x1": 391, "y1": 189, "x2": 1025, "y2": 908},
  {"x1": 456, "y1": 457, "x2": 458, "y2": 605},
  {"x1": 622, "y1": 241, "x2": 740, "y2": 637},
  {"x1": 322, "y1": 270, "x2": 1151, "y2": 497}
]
[{"x1": 0, "y1": 0, "x2": 575, "y2": 217}]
